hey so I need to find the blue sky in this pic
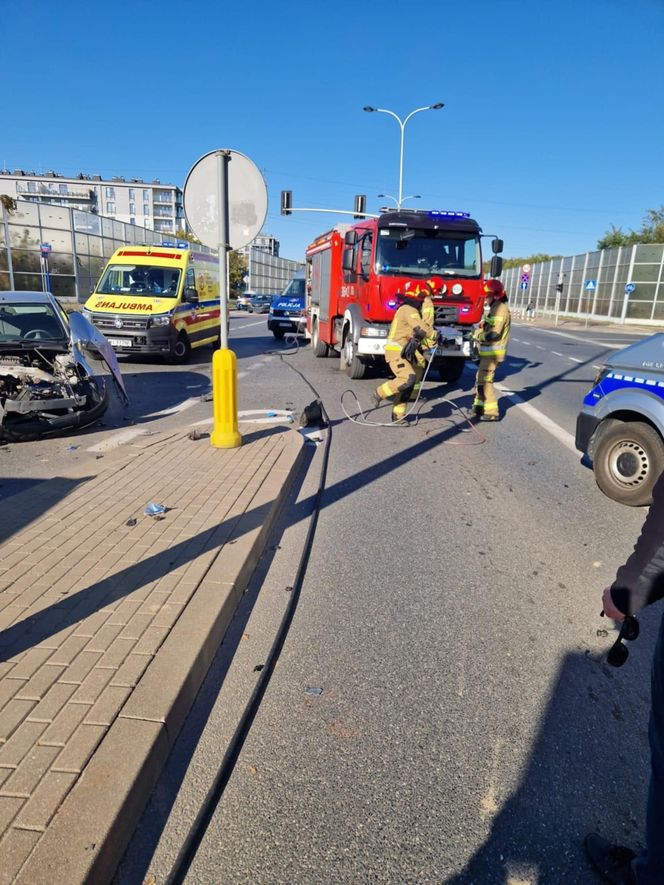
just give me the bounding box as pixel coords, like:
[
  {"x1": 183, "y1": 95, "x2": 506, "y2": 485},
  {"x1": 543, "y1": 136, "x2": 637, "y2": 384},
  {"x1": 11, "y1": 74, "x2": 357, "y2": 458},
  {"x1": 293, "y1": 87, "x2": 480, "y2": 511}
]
[{"x1": 4, "y1": 0, "x2": 663, "y2": 262}]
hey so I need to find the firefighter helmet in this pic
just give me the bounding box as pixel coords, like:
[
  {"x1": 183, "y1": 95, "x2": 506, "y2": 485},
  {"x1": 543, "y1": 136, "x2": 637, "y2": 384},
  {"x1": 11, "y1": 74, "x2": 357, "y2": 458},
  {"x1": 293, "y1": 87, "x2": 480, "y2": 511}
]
[{"x1": 483, "y1": 279, "x2": 505, "y2": 298}]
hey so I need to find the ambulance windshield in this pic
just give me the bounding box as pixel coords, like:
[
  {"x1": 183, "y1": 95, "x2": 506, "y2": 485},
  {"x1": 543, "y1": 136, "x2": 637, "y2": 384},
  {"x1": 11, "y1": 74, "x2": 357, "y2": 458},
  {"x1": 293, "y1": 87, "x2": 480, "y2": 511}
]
[
  {"x1": 376, "y1": 228, "x2": 481, "y2": 278},
  {"x1": 97, "y1": 264, "x2": 182, "y2": 297}
]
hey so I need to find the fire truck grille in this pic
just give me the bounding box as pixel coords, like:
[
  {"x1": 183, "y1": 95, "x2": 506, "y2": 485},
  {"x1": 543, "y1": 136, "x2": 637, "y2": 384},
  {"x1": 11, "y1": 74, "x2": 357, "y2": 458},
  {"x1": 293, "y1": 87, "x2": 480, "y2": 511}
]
[{"x1": 434, "y1": 305, "x2": 459, "y2": 324}]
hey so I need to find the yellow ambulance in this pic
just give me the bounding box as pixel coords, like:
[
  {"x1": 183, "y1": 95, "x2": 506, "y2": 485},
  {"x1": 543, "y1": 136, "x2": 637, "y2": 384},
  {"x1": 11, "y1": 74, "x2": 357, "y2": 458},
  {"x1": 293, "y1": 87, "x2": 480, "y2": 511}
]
[{"x1": 82, "y1": 243, "x2": 221, "y2": 363}]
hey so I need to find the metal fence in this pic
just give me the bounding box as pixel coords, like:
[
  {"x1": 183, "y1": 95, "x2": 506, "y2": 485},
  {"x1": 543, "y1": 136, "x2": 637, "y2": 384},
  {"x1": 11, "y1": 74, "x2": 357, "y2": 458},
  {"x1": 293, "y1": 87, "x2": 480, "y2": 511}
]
[
  {"x1": 503, "y1": 243, "x2": 664, "y2": 325},
  {"x1": 0, "y1": 201, "x2": 214, "y2": 303},
  {"x1": 246, "y1": 247, "x2": 304, "y2": 295}
]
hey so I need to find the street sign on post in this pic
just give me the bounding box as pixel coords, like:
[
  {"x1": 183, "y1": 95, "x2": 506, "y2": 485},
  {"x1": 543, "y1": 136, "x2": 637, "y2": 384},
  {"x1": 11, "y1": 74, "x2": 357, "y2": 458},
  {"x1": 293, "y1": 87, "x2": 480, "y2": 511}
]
[
  {"x1": 584, "y1": 280, "x2": 597, "y2": 291},
  {"x1": 183, "y1": 149, "x2": 268, "y2": 449},
  {"x1": 625, "y1": 283, "x2": 636, "y2": 295}
]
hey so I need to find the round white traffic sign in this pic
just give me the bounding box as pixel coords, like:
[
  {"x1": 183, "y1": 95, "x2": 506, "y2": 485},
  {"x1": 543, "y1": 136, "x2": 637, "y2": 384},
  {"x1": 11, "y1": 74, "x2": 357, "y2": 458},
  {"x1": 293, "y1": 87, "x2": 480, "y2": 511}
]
[
  {"x1": 183, "y1": 149, "x2": 268, "y2": 250},
  {"x1": 522, "y1": 264, "x2": 532, "y2": 273}
]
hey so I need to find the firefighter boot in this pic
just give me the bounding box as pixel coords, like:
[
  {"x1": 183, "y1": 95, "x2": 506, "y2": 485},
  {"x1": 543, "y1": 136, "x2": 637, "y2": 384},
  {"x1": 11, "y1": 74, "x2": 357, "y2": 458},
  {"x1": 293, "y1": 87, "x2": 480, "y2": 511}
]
[
  {"x1": 391, "y1": 400, "x2": 409, "y2": 426},
  {"x1": 370, "y1": 389, "x2": 382, "y2": 409}
]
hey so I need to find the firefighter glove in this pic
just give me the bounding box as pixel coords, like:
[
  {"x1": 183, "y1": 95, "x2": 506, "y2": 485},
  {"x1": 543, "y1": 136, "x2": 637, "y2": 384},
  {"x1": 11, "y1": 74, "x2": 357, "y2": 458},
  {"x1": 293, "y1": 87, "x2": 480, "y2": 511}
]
[{"x1": 401, "y1": 337, "x2": 419, "y2": 362}]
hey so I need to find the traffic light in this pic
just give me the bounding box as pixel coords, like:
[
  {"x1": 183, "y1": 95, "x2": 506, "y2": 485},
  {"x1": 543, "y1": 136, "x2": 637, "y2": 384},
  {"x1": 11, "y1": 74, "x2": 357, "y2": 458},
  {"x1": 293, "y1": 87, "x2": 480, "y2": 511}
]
[
  {"x1": 281, "y1": 190, "x2": 292, "y2": 216},
  {"x1": 353, "y1": 194, "x2": 366, "y2": 219}
]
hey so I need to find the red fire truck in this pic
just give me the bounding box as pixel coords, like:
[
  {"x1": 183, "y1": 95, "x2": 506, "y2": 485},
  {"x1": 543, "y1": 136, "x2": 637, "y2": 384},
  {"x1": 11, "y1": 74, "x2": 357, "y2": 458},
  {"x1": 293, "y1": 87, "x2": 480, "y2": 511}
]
[{"x1": 305, "y1": 209, "x2": 503, "y2": 382}]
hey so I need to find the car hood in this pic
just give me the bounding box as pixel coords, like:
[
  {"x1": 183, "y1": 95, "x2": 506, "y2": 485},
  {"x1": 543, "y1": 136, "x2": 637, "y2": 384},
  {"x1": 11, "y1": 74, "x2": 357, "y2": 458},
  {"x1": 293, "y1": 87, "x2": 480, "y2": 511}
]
[
  {"x1": 603, "y1": 333, "x2": 664, "y2": 374},
  {"x1": 69, "y1": 311, "x2": 129, "y2": 404}
]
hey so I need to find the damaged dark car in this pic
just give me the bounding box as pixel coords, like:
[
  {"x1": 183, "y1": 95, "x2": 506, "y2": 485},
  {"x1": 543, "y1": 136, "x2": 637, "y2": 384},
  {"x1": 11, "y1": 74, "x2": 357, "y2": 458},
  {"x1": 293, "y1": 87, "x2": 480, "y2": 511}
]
[{"x1": 0, "y1": 291, "x2": 128, "y2": 441}]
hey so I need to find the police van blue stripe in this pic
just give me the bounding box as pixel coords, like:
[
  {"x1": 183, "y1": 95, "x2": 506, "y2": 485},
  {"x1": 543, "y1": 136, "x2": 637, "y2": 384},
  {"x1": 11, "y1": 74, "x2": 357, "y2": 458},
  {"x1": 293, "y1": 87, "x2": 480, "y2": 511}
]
[{"x1": 583, "y1": 372, "x2": 664, "y2": 407}]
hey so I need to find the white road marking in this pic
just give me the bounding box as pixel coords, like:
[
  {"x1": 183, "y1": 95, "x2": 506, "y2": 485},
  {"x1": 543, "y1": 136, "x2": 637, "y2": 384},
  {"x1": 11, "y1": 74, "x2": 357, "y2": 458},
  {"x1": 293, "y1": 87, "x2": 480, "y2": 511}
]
[
  {"x1": 494, "y1": 383, "x2": 578, "y2": 454},
  {"x1": 232, "y1": 319, "x2": 268, "y2": 330},
  {"x1": 193, "y1": 408, "x2": 294, "y2": 427},
  {"x1": 86, "y1": 397, "x2": 199, "y2": 452},
  {"x1": 568, "y1": 356, "x2": 583, "y2": 363},
  {"x1": 512, "y1": 324, "x2": 623, "y2": 349},
  {"x1": 552, "y1": 351, "x2": 564, "y2": 357}
]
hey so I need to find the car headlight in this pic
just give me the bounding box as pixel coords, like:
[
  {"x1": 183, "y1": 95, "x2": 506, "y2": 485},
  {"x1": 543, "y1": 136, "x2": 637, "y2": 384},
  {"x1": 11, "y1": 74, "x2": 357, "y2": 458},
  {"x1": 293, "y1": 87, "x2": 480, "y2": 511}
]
[
  {"x1": 151, "y1": 314, "x2": 172, "y2": 326},
  {"x1": 81, "y1": 308, "x2": 93, "y2": 321}
]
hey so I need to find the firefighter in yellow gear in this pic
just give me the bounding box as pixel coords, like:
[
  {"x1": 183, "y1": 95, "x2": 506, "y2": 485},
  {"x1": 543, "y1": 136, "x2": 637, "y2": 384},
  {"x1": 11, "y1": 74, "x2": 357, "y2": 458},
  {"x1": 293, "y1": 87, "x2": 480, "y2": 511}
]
[
  {"x1": 472, "y1": 279, "x2": 511, "y2": 421},
  {"x1": 372, "y1": 282, "x2": 438, "y2": 424}
]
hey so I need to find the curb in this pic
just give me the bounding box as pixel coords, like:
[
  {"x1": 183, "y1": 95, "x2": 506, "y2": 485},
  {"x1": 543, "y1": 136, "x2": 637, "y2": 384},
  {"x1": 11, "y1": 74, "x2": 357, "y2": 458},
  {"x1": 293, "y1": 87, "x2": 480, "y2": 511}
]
[{"x1": 15, "y1": 428, "x2": 305, "y2": 885}]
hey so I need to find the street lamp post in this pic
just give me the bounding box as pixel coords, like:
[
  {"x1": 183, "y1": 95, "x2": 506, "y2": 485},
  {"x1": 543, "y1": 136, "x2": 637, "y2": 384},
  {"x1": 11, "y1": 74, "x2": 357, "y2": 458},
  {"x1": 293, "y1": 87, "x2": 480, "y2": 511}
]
[
  {"x1": 378, "y1": 193, "x2": 421, "y2": 209},
  {"x1": 364, "y1": 103, "x2": 444, "y2": 209}
]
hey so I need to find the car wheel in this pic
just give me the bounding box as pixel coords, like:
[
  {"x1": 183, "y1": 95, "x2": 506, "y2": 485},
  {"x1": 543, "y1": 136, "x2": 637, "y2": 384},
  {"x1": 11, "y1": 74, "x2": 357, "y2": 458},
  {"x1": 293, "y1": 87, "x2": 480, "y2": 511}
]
[
  {"x1": 166, "y1": 332, "x2": 191, "y2": 365},
  {"x1": 341, "y1": 329, "x2": 366, "y2": 379},
  {"x1": 273, "y1": 330, "x2": 285, "y2": 340},
  {"x1": 312, "y1": 320, "x2": 330, "y2": 357},
  {"x1": 593, "y1": 420, "x2": 664, "y2": 506}
]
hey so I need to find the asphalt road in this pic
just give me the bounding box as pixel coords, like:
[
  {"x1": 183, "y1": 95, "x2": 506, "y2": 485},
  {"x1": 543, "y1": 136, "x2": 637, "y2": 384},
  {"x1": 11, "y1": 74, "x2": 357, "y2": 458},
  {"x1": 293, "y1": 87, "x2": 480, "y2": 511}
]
[{"x1": 110, "y1": 319, "x2": 659, "y2": 884}]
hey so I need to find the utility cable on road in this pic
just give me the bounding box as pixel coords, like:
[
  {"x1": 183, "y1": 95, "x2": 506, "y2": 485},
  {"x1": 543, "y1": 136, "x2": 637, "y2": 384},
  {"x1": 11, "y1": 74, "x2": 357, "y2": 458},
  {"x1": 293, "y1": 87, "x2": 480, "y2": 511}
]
[{"x1": 166, "y1": 349, "x2": 331, "y2": 885}]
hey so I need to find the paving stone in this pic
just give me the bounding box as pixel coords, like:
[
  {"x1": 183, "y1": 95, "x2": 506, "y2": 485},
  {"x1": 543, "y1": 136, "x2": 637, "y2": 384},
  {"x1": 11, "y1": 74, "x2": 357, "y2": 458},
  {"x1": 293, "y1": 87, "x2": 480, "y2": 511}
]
[
  {"x1": 0, "y1": 677, "x2": 25, "y2": 713},
  {"x1": 51, "y1": 723, "x2": 106, "y2": 774},
  {"x1": 83, "y1": 623, "x2": 124, "y2": 653},
  {"x1": 68, "y1": 666, "x2": 115, "y2": 705},
  {"x1": 0, "y1": 744, "x2": 60, "y2": 798},
  {"x1": 38, "y1": 702, "x2": 90, "y2": 748},
  {"x1": 131, "y1": 625, "x2": 169, "y2": 657},
  {"x1": 0, "y1": 827, "x2": 41, "y2": 885},
  {"x1": 0, "y1": 720, "x2": 47, "y2": 767},
  {"x1": 110, "y1": 654, "x2": 151, "y2": 689},
  {"x1": 25, "y1": 683, "x2": 77, "y2": 724},
  {"x1": 96, "y1": 637, "x2": 136, "y2": 670},
  {"x1": 13, "y1": 664, "x2": 65, "y2": 701},
  {"x1": 84, "y1": 684, "x2": 133, "y2": 727},
  {"x1": 57, "y1": 650, "x2": 102, "y2": 686},
  {"x1": 0, "y1": 796, "x2": 24, "y2": 836},
  {"x1": 0, "y1": 700, "x2": 36, "y2": 743},
  {"x1": 13, "y1": 770, "x2": 77, "y2": 831},
  {"x1": 4, "y1": 648, "x2": 53, "y2": 682}
]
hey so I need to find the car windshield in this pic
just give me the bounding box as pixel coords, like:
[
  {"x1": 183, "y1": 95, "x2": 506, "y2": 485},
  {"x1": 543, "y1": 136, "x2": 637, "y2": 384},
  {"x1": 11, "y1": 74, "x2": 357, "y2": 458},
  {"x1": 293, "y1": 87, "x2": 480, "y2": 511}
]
[
  {"x1": 376, "y1": 228, "x2": 481, "y2": 278},
  {"x1": 0, "y1": 303, "x2": 67, "y2": 343},
  {"x1": 97, "y1": 264, "x2": 181, "y2": 297}
]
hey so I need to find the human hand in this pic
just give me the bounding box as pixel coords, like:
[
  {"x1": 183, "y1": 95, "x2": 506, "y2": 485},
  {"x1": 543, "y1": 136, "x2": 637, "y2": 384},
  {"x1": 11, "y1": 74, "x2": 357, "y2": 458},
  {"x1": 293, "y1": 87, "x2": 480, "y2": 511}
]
[{"x1": 602, "y1": 586, "x2": 625, "y2": 622}]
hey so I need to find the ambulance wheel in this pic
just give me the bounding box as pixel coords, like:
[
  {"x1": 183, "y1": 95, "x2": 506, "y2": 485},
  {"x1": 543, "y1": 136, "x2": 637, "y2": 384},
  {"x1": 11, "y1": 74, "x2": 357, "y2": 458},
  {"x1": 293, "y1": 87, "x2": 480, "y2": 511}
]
[
  {"x1": 593, "y1": 420, "x2": 664, "y2": 506},
  {"x1": 342, "y1": 331, "x2": 366, "y2": 379},
  {"x1": 434, "y1": 358, "x2": 466, "y2": 384},
  {"x1": 312, "y1": 320, "x2": 330, "y2": 357},
  {"x1": 167, "y1": 332, "x2": 191, "y2": 365}
]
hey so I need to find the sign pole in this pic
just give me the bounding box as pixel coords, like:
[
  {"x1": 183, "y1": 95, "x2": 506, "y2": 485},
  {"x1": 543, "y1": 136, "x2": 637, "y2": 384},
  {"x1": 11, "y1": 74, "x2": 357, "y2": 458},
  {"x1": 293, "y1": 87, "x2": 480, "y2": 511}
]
[{"x1": 210, "y1": 150, "x2": 242, "y2": 449}]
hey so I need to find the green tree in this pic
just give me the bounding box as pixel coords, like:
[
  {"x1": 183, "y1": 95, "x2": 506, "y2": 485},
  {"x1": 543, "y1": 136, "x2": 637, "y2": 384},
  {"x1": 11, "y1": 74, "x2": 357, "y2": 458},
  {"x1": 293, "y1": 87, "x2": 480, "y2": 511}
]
[
  {"x1": 175, "y1": 228, "x2": 247, "y2": 294},
  {"x1": 484, "y1": 252, "x2": 562, "y2": 272},
  {"x1": 597, "y1": 206, "x2": 664, "y2": 249}
]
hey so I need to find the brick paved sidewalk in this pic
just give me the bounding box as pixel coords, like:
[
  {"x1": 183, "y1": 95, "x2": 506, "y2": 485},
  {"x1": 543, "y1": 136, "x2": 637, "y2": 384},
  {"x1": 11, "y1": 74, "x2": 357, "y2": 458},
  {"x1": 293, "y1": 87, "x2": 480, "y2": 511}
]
[{"x1": 0, "y1": 424, "x2": 303, "y2": 883}]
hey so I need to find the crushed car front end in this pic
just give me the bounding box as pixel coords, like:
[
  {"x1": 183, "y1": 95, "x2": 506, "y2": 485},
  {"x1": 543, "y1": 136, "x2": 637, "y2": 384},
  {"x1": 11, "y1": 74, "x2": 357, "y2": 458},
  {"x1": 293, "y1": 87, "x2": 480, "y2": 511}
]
[{"x1": 0, "y1": 292, "x2": 127, "y2": 442}]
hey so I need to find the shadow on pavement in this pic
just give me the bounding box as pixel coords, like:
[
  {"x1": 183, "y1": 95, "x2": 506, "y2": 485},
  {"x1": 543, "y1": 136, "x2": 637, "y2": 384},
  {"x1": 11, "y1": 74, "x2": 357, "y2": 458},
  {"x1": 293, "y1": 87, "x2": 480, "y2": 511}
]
[
  {"x1": 447, "y1": 641, "x2": 655, "y2": 884},
  {"x1": 0, "y1": 475, "x2": 92, "y2": 543}
]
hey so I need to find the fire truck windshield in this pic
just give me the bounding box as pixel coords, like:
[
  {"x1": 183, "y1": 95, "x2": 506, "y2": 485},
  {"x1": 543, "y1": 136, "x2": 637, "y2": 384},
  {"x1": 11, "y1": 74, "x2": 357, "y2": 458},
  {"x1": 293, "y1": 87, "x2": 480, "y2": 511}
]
[{"x1": 376, "y1": 228, "x2": 481, "y2": 278}]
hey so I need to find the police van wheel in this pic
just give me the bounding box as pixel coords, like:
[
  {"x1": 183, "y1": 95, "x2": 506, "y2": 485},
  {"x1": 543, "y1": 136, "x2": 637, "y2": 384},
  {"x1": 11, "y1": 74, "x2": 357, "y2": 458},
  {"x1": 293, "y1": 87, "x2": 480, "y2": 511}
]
[
  {"x1": 593, "y1": 420, "x2": 664, "y2": 506},
  {"x1": 167, "y1": 332, "x2": 191, "y2": 365}
]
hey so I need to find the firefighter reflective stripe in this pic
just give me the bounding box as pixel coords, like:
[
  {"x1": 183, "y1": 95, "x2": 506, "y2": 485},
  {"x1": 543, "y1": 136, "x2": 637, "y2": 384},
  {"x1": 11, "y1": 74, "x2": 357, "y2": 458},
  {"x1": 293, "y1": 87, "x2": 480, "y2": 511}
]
[
  {"x1": 478, "y1": 302, "x2": 510, "y2": 360},
  {"x1": 385, "y1": 341, "x2": 403, "y2": 352}
]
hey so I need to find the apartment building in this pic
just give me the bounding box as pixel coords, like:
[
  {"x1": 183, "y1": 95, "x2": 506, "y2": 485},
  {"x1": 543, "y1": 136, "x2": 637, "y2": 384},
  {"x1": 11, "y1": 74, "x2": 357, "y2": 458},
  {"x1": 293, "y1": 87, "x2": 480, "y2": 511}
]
[{"x1": 0, "y1": 169, "x2": 184, "y2": 234}]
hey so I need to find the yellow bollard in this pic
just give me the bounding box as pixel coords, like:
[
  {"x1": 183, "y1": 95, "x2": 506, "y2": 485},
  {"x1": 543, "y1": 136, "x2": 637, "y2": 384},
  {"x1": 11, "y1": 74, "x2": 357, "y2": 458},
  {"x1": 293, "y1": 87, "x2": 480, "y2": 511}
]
[{"x1": 210, "y1": 347, "x2": 242, "y2": 448}]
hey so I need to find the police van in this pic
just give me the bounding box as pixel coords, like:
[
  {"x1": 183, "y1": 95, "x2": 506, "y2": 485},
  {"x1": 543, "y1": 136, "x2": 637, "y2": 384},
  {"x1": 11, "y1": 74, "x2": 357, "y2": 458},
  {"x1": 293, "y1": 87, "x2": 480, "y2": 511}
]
[
  {"x1": 267, "y1": 271, "x2": 306, "y2": 340},
  {"x1": 83, "y1": 243, "x2": 221, "y2": 363},
  {"x1": 576, "y1": 333, "x2": 664, "y2": 506}
]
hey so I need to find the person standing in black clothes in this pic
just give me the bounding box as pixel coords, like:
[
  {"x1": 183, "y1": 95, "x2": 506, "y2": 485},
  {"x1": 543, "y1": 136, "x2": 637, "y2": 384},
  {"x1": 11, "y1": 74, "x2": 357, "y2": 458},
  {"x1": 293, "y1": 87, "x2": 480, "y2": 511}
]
[{"x1": 585, "y1": 471, "x2": 664, "y2": 884}]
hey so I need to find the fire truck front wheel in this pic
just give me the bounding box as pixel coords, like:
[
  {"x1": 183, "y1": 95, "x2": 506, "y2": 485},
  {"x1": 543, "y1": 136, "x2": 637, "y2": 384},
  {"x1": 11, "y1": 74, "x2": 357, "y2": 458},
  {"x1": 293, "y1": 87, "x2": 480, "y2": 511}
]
[
  {"x1": 311, "y1": 320, "x2": 331, "y2": 358},
  {"x1": 342, "y1": 330, "x2": 366, "y2": 380},
  {"x1": 434, "y1": 357, "x2": 466, "y2": 384}
]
